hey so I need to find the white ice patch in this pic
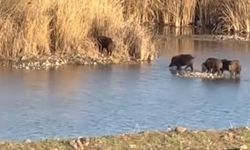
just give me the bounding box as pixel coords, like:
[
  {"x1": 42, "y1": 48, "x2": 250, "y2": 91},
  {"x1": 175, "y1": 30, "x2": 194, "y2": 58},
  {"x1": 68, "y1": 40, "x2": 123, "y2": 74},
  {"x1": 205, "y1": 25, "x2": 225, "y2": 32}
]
[
  {"x1": 170, "y1": 69, "x2": 231, "y2": 79},
  {"x1": 176, "y1": 71, "x2": 224, "y2": 79}
]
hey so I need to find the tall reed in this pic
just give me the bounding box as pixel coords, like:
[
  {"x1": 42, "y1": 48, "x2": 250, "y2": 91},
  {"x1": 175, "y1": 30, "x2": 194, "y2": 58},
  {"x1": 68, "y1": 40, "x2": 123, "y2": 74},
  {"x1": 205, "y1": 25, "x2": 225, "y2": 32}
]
[
  {"x1": 0, "y1": 0, "x2": 249, "y2": 63},
  {"x1": 122, "y1": 0, "x2": 197, "y2": 27},
  {"x1": 123, "y1": 0, "x2": 250, "y2": 33},
  {"x1": 217, "y1": 0, "x2": 250, "y2": 33},
  {"x1": 0, "y1": 0, "x2": 157, "y2": 62},
  {"x1": 196, "y1": 0, "x2": 250, "y2": 33}
]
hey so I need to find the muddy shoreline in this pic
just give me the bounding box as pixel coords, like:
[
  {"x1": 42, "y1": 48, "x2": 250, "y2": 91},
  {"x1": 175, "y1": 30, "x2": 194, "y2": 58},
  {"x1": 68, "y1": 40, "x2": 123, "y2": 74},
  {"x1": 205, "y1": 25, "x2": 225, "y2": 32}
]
[
  {"x1": 0, "y1": 53, "x2": 140, "y2": 70},
  {"x1": 0, "y1": 34, "x2": 248, "y2": 70},
  {"x1": 0, "y1": 127, "x2": 249, "y2": 150}
]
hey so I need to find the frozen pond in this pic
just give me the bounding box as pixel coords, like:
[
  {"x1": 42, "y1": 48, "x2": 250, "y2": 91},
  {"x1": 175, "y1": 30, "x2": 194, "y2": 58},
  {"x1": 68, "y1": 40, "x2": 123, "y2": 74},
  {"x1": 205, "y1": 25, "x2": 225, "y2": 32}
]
[{"x1": 0, "y1": 36, "x2": 250, "y2": 140}]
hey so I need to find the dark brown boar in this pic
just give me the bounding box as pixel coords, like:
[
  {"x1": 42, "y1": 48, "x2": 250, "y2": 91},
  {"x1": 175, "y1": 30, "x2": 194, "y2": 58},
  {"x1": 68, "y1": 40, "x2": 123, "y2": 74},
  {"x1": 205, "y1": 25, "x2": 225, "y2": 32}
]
[
  {"x1": 169, "y1": 54, "x2": 194, "y2": 71},
  {"x1": 201, "y1": 58, "x2": 223, "y2": 75},
  {"x1": 96, "y1": 36, "x2": 115, "y2": 56}
]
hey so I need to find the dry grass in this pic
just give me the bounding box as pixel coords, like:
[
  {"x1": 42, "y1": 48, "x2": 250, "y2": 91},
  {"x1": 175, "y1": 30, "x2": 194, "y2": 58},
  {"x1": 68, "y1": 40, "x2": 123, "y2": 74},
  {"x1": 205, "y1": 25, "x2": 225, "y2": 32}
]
[
  {"x1": 123, "y1": 0, "x2": 196, "y2": 27},
  {"x1": 0, "y1": 0, "x2": 249, "y2": 63},
  {"x1": 123, "y1": 0, "x2": 250, "y2": 34},
  {"x1": 194, "y1": 0, "x2": 250, "y2": 34},
  {"x1": 216, "y1": 0, "x2": 250, "y2": 33},
  {"x1": 0, "y1": 0, "x2": 157, "y2": 62}
]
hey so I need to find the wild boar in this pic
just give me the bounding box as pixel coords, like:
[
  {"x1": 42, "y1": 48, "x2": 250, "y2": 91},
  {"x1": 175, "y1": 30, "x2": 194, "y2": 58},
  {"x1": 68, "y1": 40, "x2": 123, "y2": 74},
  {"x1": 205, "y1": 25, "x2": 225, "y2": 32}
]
[
  {"x1": 96, "y1": 36, "x2": 115, "y2": 56},
  {"x1": 169, "y1": 54, "x2": 194, "y2": 71}
]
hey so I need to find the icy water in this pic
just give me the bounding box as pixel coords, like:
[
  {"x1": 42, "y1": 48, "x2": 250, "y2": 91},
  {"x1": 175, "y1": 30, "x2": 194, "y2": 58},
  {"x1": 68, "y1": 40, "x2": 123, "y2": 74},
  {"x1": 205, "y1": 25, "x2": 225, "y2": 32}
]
[{"x1": 1, "y1": 37, "x2": 250, "y2": 140}]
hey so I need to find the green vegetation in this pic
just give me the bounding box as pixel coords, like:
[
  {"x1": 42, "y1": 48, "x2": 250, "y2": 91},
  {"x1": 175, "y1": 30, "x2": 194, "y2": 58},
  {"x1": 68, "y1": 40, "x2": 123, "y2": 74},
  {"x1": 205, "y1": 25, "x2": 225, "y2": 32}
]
[{"x1": 0, "y1": 128, "x2": 250, "y2": 150}]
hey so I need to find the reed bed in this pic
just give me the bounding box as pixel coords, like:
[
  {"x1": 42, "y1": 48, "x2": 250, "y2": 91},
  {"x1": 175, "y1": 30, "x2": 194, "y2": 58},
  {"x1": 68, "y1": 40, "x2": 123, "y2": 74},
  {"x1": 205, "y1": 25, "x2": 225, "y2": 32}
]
[
  {"x1": 0, "y1": 0, "x2": 157, "y2": 62},
  {"x1": 123, "y1": 0, "x2": 196, "y2": 27},
  {"x1": 0, "y1": 0, "x2": 249, "y2": 63},
  {"x1": 215, "y1": 0, "x2": 250, "y2": 33},
  {"x1": 123, "y1": 0, "x2": 250, "y2": 34},
  {"x1": 196, "y1": 0, "x2": 250, "y2": 33}
]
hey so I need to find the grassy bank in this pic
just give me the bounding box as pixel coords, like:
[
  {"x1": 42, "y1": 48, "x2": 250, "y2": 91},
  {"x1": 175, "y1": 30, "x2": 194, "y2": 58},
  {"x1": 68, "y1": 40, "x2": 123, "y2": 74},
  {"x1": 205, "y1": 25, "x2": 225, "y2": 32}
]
[{"x1": 0, "y1": 128, "x2": 250, "y2": 150}]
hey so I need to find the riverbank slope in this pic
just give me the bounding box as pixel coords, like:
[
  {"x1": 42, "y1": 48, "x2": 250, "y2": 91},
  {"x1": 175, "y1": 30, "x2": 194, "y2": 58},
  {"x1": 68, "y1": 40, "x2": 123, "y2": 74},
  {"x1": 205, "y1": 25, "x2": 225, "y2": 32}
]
[{"x1": 1, "y1": 127, "x2": 250, "y2": 150}]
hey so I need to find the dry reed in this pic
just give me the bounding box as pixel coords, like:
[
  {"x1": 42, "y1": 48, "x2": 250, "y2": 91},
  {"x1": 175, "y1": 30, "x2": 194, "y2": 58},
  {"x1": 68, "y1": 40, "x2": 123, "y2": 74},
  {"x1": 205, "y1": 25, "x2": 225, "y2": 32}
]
[
  {"x1": 123, "y1": 0, "x2": 250, "y2": 33},
  {"x1": 0, "y1": 0, "x2": 249, "y2": 63},
  {"x1": 217, "y1": 0, "x2": 250, "y2": 33},
  {"x1": 0, "y1": 0, "x2": 157, "y2": 62}
]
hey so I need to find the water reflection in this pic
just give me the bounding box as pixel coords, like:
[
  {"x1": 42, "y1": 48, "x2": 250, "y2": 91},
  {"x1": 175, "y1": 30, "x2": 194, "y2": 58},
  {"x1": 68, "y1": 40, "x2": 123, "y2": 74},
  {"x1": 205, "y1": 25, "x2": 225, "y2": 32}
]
[
  {"x1": 201, "y1": 78, "x2": 241, "y2": 84},
  {"x1": 153, "y1": 26, "x2": 203, "y2": 36},
  {"x1": 155, "y1": 27, "x2": 250, "y2": 56}
]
